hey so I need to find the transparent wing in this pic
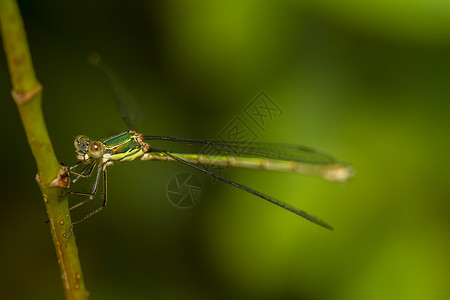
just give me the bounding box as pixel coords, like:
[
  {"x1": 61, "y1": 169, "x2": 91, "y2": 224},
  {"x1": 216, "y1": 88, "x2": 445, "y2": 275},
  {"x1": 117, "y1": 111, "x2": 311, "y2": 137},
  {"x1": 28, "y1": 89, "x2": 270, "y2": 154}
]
[
  {"x1": 89, "y1": 52, "x2": 142, "y2": 131},
  {"x1": 143, "y1": 135, "x2": 339, "y2": 165}
]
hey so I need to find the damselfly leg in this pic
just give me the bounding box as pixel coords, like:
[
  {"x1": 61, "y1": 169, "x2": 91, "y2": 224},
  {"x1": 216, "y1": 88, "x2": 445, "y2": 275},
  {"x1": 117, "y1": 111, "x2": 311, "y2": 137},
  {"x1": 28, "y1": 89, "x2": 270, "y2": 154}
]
[
  {"x1": 65, "y1": 161, "x2": 110, "y2": 237},
  {"x1": 70, "y1": 161, "x2": 97, "y2": 183}
]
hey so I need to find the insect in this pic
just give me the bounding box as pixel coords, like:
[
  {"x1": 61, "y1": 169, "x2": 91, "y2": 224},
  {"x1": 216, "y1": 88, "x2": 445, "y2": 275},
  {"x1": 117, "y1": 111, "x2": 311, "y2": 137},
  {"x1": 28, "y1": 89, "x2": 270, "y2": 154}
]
[{"x1": 66, "y1": 54, "x2": 354, "y2": 236}]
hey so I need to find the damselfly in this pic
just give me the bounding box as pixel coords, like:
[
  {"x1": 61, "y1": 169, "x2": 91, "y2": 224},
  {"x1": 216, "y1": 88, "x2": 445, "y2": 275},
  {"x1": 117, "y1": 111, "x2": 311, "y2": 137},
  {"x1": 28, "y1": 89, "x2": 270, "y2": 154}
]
[{"x1": 67, "y1": 54, "x2": 354, "y2": 236}]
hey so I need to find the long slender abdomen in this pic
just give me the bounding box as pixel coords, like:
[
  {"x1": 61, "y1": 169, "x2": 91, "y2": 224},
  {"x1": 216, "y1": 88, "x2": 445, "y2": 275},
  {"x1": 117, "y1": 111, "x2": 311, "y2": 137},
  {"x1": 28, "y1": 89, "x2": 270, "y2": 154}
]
[{"x1": 141, "y1": 152, "x2": 354, "y2": 183}]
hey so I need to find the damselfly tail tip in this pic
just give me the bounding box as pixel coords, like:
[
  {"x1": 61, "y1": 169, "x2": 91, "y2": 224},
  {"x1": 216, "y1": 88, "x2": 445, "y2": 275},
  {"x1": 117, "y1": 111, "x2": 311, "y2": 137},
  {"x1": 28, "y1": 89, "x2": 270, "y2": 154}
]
[{"x1": 322, "y1": 164, "x2": 355, "y2": 183}]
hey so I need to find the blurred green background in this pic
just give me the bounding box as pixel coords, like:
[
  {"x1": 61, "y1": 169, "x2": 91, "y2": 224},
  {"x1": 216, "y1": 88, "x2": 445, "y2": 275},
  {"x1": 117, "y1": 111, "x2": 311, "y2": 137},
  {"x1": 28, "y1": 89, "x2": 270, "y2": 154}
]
[{"x1": 1, "y1": 1, "x2": 450, "y2": 299}]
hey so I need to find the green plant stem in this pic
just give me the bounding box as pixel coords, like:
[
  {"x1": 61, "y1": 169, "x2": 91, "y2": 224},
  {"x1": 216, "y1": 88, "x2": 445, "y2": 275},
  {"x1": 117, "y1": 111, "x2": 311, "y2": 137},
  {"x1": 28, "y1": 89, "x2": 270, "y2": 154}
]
[{"x1": 0, "y1": 0, "x2": 88, "y2": 299}]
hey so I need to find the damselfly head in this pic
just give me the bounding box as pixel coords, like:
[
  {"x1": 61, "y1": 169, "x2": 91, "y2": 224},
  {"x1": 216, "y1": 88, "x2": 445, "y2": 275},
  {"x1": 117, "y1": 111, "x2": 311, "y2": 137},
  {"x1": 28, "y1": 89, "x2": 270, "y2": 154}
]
[{"x1": 73, "y1": 135, "x2": 105, "y2": 161}]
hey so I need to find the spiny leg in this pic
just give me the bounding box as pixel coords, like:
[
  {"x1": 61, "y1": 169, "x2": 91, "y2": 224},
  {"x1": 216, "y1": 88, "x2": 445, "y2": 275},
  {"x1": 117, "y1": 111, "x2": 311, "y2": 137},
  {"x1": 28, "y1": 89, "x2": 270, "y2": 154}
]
[
  {"x1": 70, "y1": 161, "x2": 97, "y2": 183},
  {"x1": 67, "y1": 164, "x2": 109, "y2": 238},
  {"x1": 68, "y1": 161, "x2": 83, "y2": 170},
  {"x1": 69, "y1": 161, "x2": 103, "y2": 209},
  {"x1": 72, "y1": 163, "x2": 94, "y2": 183}
]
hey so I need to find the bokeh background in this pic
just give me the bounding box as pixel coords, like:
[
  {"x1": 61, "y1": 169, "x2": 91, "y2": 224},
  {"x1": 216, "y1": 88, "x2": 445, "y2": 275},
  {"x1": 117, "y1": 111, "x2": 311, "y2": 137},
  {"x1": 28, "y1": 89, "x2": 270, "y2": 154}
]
[{"x1": 1, "y1": 1, "x2": 450, "y2": 299}]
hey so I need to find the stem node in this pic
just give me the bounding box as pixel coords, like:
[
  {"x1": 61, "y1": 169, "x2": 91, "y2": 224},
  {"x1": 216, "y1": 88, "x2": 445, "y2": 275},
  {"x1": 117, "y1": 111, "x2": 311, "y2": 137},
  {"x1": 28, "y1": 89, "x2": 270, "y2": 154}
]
[{"x1": 11, "y1": 82, "x2": 42, "y2": 104}]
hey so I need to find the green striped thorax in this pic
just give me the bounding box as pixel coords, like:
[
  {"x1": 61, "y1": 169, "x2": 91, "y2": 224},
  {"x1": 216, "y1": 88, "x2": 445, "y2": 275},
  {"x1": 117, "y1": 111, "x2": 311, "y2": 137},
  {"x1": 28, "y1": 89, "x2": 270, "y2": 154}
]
[{"x1": 74, "y1": 131, "x2": 150, "y2": 163}]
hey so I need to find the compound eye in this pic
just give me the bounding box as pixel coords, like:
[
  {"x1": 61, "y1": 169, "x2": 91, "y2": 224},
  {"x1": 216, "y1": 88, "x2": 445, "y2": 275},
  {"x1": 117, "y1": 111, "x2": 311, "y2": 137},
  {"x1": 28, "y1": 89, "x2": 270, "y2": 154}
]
[
  {"x1": 74, "y1": 135, "x2": 91, "y2": 156},
  {"x1": 74, "y1": 135, "x2": 88, "y2": 150},
  {"x1": 88, "y1": 141, "x2": 104, "y2": 159}
]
